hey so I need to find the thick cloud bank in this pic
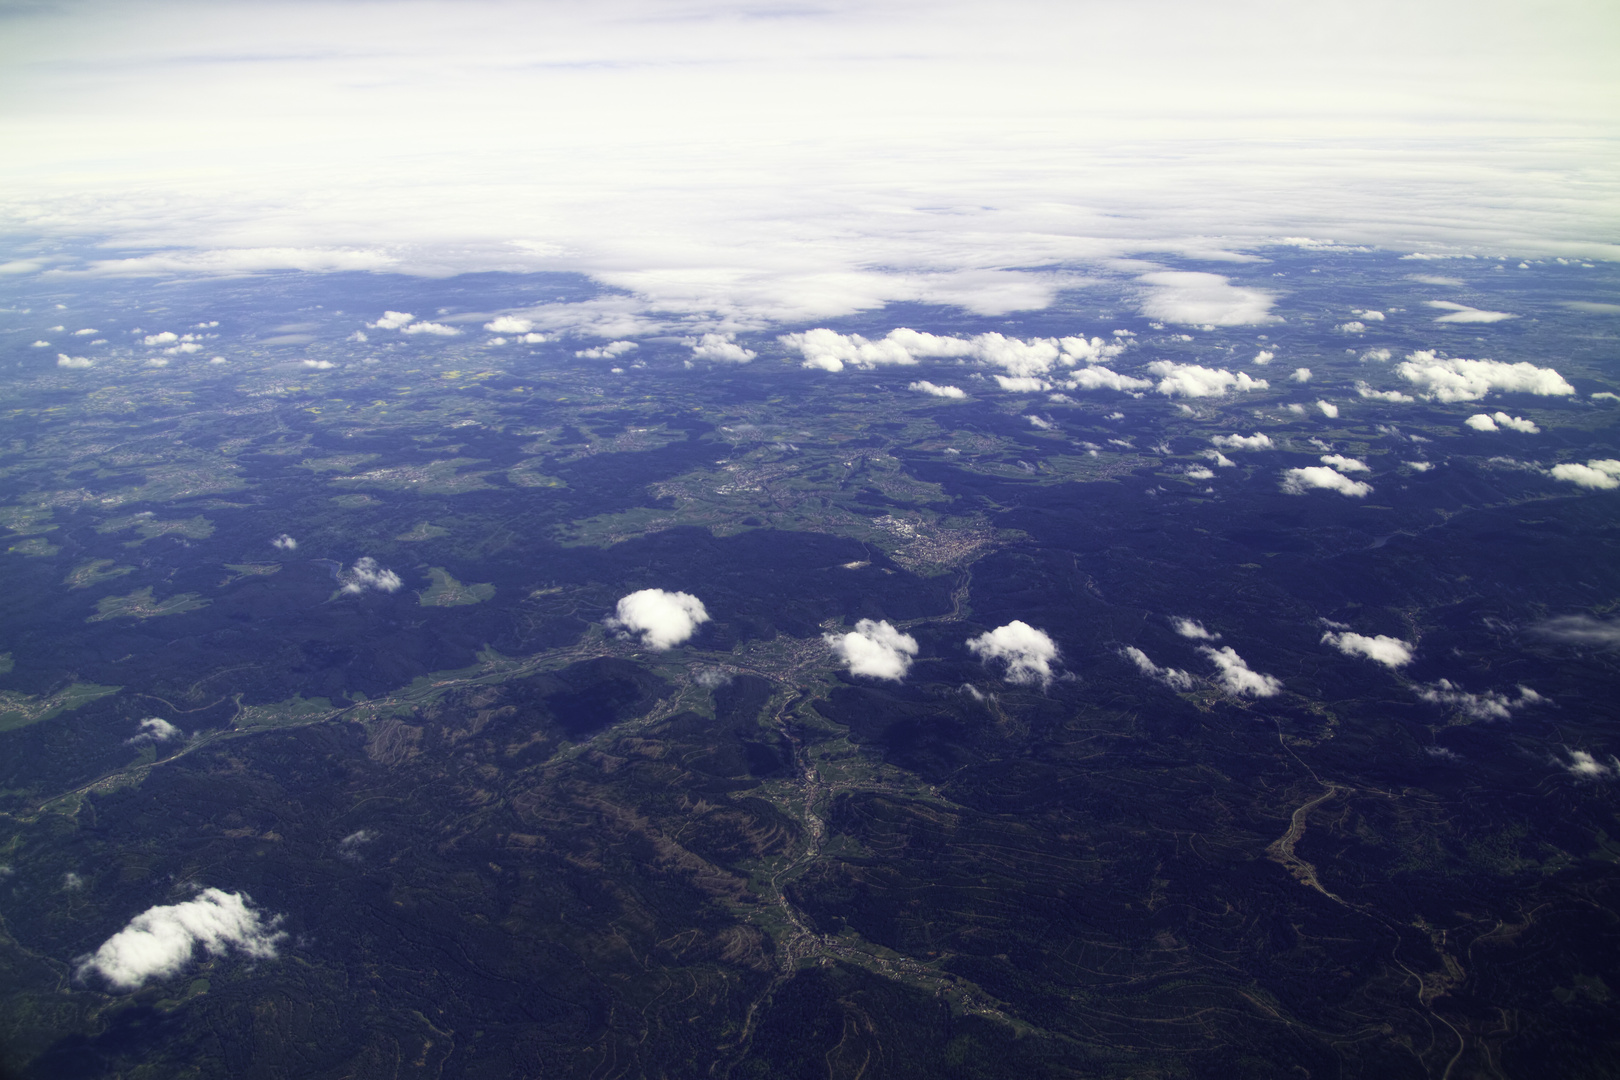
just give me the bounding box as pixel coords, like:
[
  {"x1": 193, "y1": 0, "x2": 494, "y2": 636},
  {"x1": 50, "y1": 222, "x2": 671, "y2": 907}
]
[
  {"x1": 825, "y1": 620, "x2": 919, "y2": 681},
  {"x1": 76, "y1": 889, "x2": 286, "y2": 990},
  {"x1": 966, "y1": 621, "x2": 1059, "y2": 687},
  {"x1": 1396, "y1": 354, "x2": 1574, "y2": 402},
  {"x1": 1200, "y1": 646, "x2": 1282, "y2": 697},
  {"x1": 607, "y1": 589, "x2": 710, "y2": 649},
  {"x1": 1321, "y1": 630, "x2": 1414, "y2": 668}
]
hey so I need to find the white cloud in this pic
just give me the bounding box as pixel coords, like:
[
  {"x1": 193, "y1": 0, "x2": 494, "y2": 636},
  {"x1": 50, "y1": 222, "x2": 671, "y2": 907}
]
[
  {"x1": 1317, "y1": 400, "x2": 1339, "y2": 418},
  {"x1": 1353, "y1": 309, "x2": 1385, "y2": 321},
  {"x1": 966, "y1": 621, "x2": 1059, "y2": 687},
  {"x1": 1406, "y1": 460, "x2": 1433, "y2": 471},
  {"x1": 1531, "y1": 614, "x2": 1620, "y2": 647},
  {"x1": 996, "y1": 375, "x2": 1049, "y2": 393},
  {"x1": 1415, "y1": 680, "x2": 1542, "y2": 720},
  {"x1": 1355, "y1": 381, "x2": 1414, "y2": 403},
  {"x1": 687, "y1": 332, "x2": 755, "y2": 362},
  {"x1": 575, "y1": 340, "x2": 638, "y2": 359},
  {"x1": 1148, "y1": 362, "x2": 1268, "y2": 399},
  {"x1": 31, "y1": 340, "x2": 49, "y2": 347},
  {"x1": 1064, "y1": 367, "x2": 1152, "y2": 392},
  {"x1": 484, "y1": 315, "x2": 534, "y2": 333},
  {"x1": 56, "y1": 353, "x2": 93, "y2": 368},
  {"x1": 1281, "y1": 466, "x2": 1373, "y2": 497},
  {"x1": 1199, "y1": 646, "x2": 1282, "y2": 697},
  {"x1": 1122, "y1": 646, "x2": 1196, "y2": 690},
  {"x1": 908, "y1": 380, "x2": 965, "y2": 398},
  {"x1": 1137, "y1": 271, "x2": 1276, "y2": 325},
  {"x1": 1548, "y1": 459, "x2": 1620, "y2": 490},
  {"x1": 1560, "y1": 749, "x2": 1616, "y2": 778},
  {"x1": 1465, "y1": 411, "x2": 1539, "y2": 433},
  {"x1": 1397, "y1": 352, "x2": 1574, "y2": 402},
  {"x1": 1211, "y1": 433, "x2": 1274, "y2": 450},
  {"x1": 125, "y1": 717, "x2": 182, "y2": 744},
  {"x1": 338, "y1": 829, "x2": 376, "y2": 859},
  {"x1": 73, "y1": 327, "x2": 98, "y2": 335},
  {"x1": 1291, "y1": 367, "x2": 1312, "y2": 382},
  {"x1": 270, "y1": 534, "x2": 297, "y2": 551},
  {"x1": 75, "y1": 889, "x2": 286, "y2": 990},
  {"x1": 1336, "y1": 321, "x2": 1366, "y2": 334},
  {"x1": 1185, "y1": 465, "x2": 1215, "y2": 479},
  {"x1": 348, "y1": 330, "x2": 367, "y2": 342},
  {"x1": 607, "y1": 588, "x2": 709, "y2": 649},
  {"x1": 142, "y1": 331, "x2": 177, "y2": 345},
  {"x1": 302, "y1": 359, "x2": 335, "y2": 370},
  {"x1": 1321, "y1": 630, "x2": 1412, "y2": 667},
  {"x1": 1361, "y1": 348, "x2": 1393, "y2": 362},
  {"x1": 401, "y1": 321, "x2": 460, "y2": 336},
  {"x1": 368, "y1": 311, "x2": 414, "y2": 330},
  {"x1": 1172, "y1": 617, "x2": 1218, "y2": 640},
  {"x1": 1252, "y1": 349, "x2": 1274, "y2": 365},
  {"x1": 1202, "y1": 450, "x2": 1236, "y2": 467},
  {"x1": 824, "y1": 619, "x2": 919, "y2": 681},
  {"x1": 1426, "y1": 300, "x2": 1517, "y2": 323},
  {"x1": 780, "y1": 328, "x2": 1122, "y2": 379},
  {"x1": 1319, "y1": 453, "x2": 1369, "y2": 472},
  {"x1": 518, "y1": 332, "x2": 547, "y2": 343},
  {"x1": 339, "y1": 557, "x2": 402, "y2": 594},
  {"x1": 1026, "y1": 414, "x2": 1054, "y2": 429}
]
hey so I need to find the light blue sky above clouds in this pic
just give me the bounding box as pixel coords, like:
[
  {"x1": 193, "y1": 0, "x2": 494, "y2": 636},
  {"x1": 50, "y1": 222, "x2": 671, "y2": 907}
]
[{"x1": 1, "y1": 0, "x2": 1616, "y2": 328}]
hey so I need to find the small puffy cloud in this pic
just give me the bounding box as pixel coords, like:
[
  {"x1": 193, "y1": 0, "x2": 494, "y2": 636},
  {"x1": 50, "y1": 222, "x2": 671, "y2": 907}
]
[
  {"x1": 1356, "y1": 381, "x2": 1414, "y2": 403},
  {"x1": 484, "y1": 315, "x2": 534, "y2": 334},
  {"x1": 1291, "y1": 367, "x2": 1312, "y2": 383},
  {"x1": 824, "y1": 619, "x2": 919, "y2": 681},
  {"x1": 1352, "y1": 310, "x2": 1386, "y2": 321},
  {"x1": 687, "y1": 333, "x2": 755, "y2": 363},
  {"x1": 1200, "y1": 646, "x2": 1282, "y2": 697},
  {"x1": 1361, "y1": 348, "x2": 1394, "y2": 362},
  {"x1": 146, "y1": 357, "x2": 171, "y2": 367},
  {"x1": 1026, "y1": 415, "x2": 1054, "y2": 430},
  {"x1": 1426, "y1": 301, "x2": 1517, "y2": 323},
  {"x1": 1321, "y1": 630, "x2": 1412, "y2": 668},
  {"x1": 1560, "y1": 749, "x2": 1616, "y2": 779},
  {"x1": 1466, "y1": 411, "x2": 1539, "y2": 433},
  {"x1": 339, "y1": 557, "x2": 402, "y2": 595},
  {"x1": 518, "y1": 332, "x2": 548, "y2": 344},
  {"x1": 575, "y1": 340, "x2": 638, "y2": 359},
  {"x1": 1064, "y1": 367, "x2": 1151, "y2": 393},
  {"x1": 1202, "y1": 450, "x2": 1236, "y2": 468},
  {"x1": 270, "y1": 534, "x2": 297, "y2": 551},
  {"x1": 1336, "y1": 321, "x2": 1366, "y2": 334},
  {"x1": 1407, "y1": 460, "x2": 1434, "y2": 471},
  {"x1": 1122, "y1": 646, "x2": 1196, "y2": 690},
  {"x1": 1531, "y1": 614, "x2": 1620, "y2": 647},
  {"x1": 1593, "y1": 392, "x2": 1620, "y2": 402},
  {"x1": 1211, "y1": 433, "x2": 1273, "y2": 451},
  {"x1": 1252, "y1": 350, "x2": 1274, "y2": 365},
  {"x1": 31, "y1": 340, "x2": 49, "y2": 347},
  {"x1": 1281, "y1": 466, "x2": 1373, "y2": 498},
  {"x1": 1416, "y1": 680, "x2": 1542, "y2": 720},
  {"x1": 607, "y1": 589, "x2": 709, "y2": 649},
  {"x1": 142, "y1": 331, "x2": 178, "y2": 346},
  {"x1": 368, "y1": 311, "x2": 414, "y2": 329},
  {"x1": 1317, "y1": 400, "x2": 1340, "y2": 418},
  {"x1": 1397, "y1": 352, "x2": 1573, "y2": 402},
  {"x1": 338, "y1": 830, "x2": 376, "y2": 860},
  {"x1": 1172, "y1": 617, "x2": 1217, "y2": 640},
  {"x1": 347, "y1": 330, "x2": 368, "y2": 342},
  {"x1": 966, "y1": 621, "x2": 1059, "y2": 687},
  {"x1": 779, "y1": 328, "x2": 1121, "y2": 378},
  {"x1": 1548, "y1": 459, "x2": 1620, "y2": 490},
  {"x1": 73, "y1": 328, "x2": 98, "y2": 335},
  {"x1": 302, "y1": 359, "x2": 335, "y2": 370},
  {"x1": 401, "y1": 321, "x2": 460, "y2": 336},
  {"x1": 1136, "y1": 271, "x2": 1276, "y2": 326},
  {"x1": 56, "y1": 353, "x2": 93, "y2": 368},
  {"x1": 908, "y1": 380, "x2": 965, "y2": 398},
  {"x1": 1147, "y1": 362, "x2": 1268, "y2": 399},
  {"x1": 1185, "y1": 466, "x2": 1215, "y2": 480},
  {"x1": 126, "y1": 717, "x2": 182, "y2": 744},
  {"x1": 1319, "y1": 454, "x2": 1369, "y2": 472},
  {"x1": 996, "y1": 375, "x2": 1049, "y2": 393},
  {"x1": 75, "y1": 889, "x2": 286, "y2": 990}
]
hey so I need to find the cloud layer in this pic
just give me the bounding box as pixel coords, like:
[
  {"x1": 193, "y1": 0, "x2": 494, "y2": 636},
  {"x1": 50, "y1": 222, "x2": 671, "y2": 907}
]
[
  {"x1": 608, "y1": 589, "x2": 710, "y2": 649},
  {"x1": 76, "y1": 889, "x2": 286, "y2": 990}
]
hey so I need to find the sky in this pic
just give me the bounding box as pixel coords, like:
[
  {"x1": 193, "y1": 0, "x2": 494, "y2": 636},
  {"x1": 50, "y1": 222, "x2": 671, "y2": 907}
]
[{"x1": 1, "y1": 0, "x2": 1616, "y2": 329}]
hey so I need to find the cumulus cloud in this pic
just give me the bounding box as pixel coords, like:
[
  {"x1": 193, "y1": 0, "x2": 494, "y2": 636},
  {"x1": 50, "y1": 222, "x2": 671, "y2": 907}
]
[
  {"x1": 1560, "y1": 749, "x2": 1617, "y2": 779},
  {"x1": 1136, "y1": 271, "x2": 1276, "y2": 325},
  {"x1": 142, "y1": 331, "x2": 178, "y2": 345},
  {"x1": 997, "y1": 375, "x2": 1048, "y2": 392},
  {"x1": 607, "y1": 588, "x2": 709, "y2": 649},
  {"x1": 966, "y1": 621, "x2": 1059, "y2": 687},
  {"x1": 1281, "y1": 466, "x2": 1373, "y2": 497},
  {"x1": 779, "y1": 327, "x2": 1123, "y2": 378},
  {"x1": 484, "y1": 315, "x2": 533, "y2": 333},
  {"x1": 126, "y1": 717, "x2": 182, "y2": 744},
  {"x1": 1426, "y1": 300, "x2": 1517, "y2": 323},
  {"x1": 575, "y1": 340, "x2": 638, "y2": 359},
  {"x1": 1465, "y1": 411, "x2": 1539, "y2": 433},
  {"x1": 1252, "y1": 350, "x2": 1274, "y2": 365},
  {"x1": 1172, "y1": 617, "x2": 1217, "y2": 640},
  {"x1": 75, "y1": 889, "x2": 286, "y2": 990},
  {"x1": 338, "y1": 557, "x2": 402, "y2": 594},
  {"x1": 1147, "y1": 362, "x2": 1268, "y2": 399},
  {"x1": 1063, "y1": 367, "x2": 1151, "y2": 392},
  {"x1": 1026, "y1": 414, "x2": 1054, "y2": 429},
  {"x1": 1319, "y1": 454, "x2": 1369, "y2": 472},
  {"x1": 1356, "y1": 381, "x2": 1414, "y2": 403},
  {"x1": 1531, "y1": 614, "x2": 1620, "y2": 647},
  {"x1": 1202, "y1": 450, "x2": 1236, "y2": 467},
  {"x1": 1353, "y1": 309, "x2": 1385, "y2": 321},
  {"x1": 1211, "y1": 432, "x2": 1273, "y2": 451},
  {"x1": 31, "y1": 340, "x2": 49, "y2": 347},
  {"x1": 1415, "y1": 680, "x2": 1542, "y2": 720},
  {"x1": 1291, "y1": 367, "x2": 1312, "y2": 382},
  {"x1": 1317, "y1": 400, "x2": 1340, "y2": 418},
  {"x1": 338, "y1": 830, "x2": 375, "y2": 860},
  {"x1": 908, "y1": 380, "x2": 965, "y2": 398},
  {"x1": 1122, "y1": 646, "x2": 1196, "y2": 690},
  {"x1": 1200, "y1": 646, "x2": 1282, "y2": 697},
  {"x1": 687, "y1": 332, "x2": 755, "y2": 362},
  {"x1": 270, "y1": 533, "x2": 297, "y2": 551},
  {"x1": 1321, "y1": 630, "x2": 1413, "y2": 667},
  {"x1": 56, "y1": 353, "x2": 93, "y2": 368},
  {"x1": 302, "y1": 359, "x2": 335, "y2": 369},
  {"x1": 401, "y1": 320, "x2": 460, "y2": 336},
  {"x1": 1548, "y1": 459, "x2": 1620, "y2": 490},
  {"x1": 368, "y1": 311, "x2": 414, "y2": 330},
  {"x1": 1336, "y1": 321, "x2": 1366, "y2": 334},
  {"x1": 1396, "y1": 352, "x2": 1574, "y2": 402},
  {"x1": 824, "y1": 619, "x2": 919, "y2": 680}
]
